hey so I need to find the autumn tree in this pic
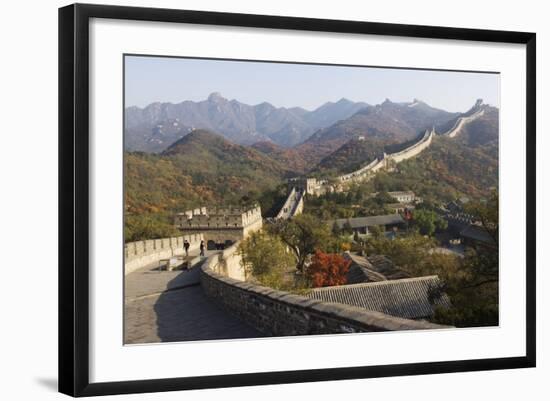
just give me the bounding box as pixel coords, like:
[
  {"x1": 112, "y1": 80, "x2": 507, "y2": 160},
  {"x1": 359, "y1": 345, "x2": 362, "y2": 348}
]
[
  {"x1": 432, "y1": 191, "x2": 499, "y2": 327},
  {"x1": 411, "y1": 209, "x2": 448, "y2": 236},
  {"x1": 365, "y1": 232, "x2": 437, "y2": 272},
  {"x1": 268, "y1": 213, "x2": 336, "y2": 272},
  {"x1": 238, "y1": 231, "x2": 295, "y2": 290},
  {"x1": 365, "y1": 195, "x2": 500, "y2": 328},
  {"x1": 465, "y1": 190, "x2": 499, "y2": 245},
  {"x1": 306, "y1": 250, "x2": 351, "y2": 287}
]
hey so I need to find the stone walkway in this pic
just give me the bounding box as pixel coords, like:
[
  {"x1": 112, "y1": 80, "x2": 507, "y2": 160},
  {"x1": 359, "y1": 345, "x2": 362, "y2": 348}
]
[{"x1": 124, "y1": 253, "x2": 263, "y2": 344}]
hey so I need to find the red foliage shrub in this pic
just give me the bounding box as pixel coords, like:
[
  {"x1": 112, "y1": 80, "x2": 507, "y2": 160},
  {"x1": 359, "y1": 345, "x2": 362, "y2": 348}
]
[{"x1": 306, "y1": 250, "x2": 351, "y2": 288}]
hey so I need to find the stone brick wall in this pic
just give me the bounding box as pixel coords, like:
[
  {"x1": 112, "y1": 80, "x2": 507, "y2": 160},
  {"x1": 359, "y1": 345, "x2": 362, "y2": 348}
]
[
  {"x1": 387, "y1": 128, "x2": 434, "y2": 163},
  {"x1": 276, "y1": 188, "x2": 304, "y2": 219},
  {"x1": 444, "y1": 109, "x2": 485, "y2": 138},
  {"x1": 200, "y1": 245, "x2": 449, "y2": 336},
  {"x1": 208, "y1": 242, "x2": 247, "y2": 281},
  {"x1": 124, "y1": 234, "x2": 204, "y2": 275}
]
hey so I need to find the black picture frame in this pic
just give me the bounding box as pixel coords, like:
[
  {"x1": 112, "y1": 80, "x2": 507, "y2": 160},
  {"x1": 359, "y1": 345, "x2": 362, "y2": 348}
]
[{"x1": 59, "y1": 3, "x2": 536, "y2": 397}]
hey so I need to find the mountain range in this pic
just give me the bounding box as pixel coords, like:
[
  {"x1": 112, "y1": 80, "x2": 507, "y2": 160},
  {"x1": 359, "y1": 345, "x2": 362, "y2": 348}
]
[
  {"x1": 124, "y1": 93, "x2": 369, "y2": 152},
  {"x1": 293, "y1": 98, "x2": 463, "y2": 165}
]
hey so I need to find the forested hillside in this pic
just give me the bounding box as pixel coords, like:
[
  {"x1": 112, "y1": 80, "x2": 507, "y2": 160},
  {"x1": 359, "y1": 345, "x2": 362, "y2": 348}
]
[
  {"x1": 372, "y1": 136, "x2": 498, "y2": 201},
  {"x1": 124, "y1": 129, "x2": 291, "y2": 240}
]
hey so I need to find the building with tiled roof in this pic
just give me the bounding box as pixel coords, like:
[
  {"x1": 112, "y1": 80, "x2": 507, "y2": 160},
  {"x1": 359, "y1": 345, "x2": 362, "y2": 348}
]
[
  {"x1": 344, "y1": 252, "x2": 410, "y2": 283},
  {"x1": 307, "y1": 276, "x2": 450, "y2": 320},
  {"x1": 345, "y1": 255, "x2": 387, "y2": 283}
]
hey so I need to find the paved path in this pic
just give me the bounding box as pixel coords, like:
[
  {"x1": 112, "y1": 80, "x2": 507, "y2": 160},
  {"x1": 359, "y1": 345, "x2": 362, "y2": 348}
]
[{"x1": 124, "y1": 253, "x2": 263, "y2": 344}]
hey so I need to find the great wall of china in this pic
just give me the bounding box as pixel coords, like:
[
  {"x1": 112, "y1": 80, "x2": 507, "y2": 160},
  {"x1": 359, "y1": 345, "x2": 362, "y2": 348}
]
[
  {"x1": 125, "y1": 234, "x2": 204, "y2": 275},
  {"x1": 441, "y1": 108, "x2": 485, "y2": 138},
  {"x1": 276, "y1": 127, "x2": 436, "y2": 220},
  {"x1": 199, "y1": 241, "x2": 449, "y2": 334},
  {"x1": 275, "y1": 187, "x2": 305, "y2": 219},
  {"x1": 275, "y1": 100, "x2": 486, "y2": 221},
  {"x1": 123, "y1": 115, "x2": 481, "y2": 342},
  {"x1": 124, "y1": 103, "x2": 491, "y2": 340},
  {"x1": 124, "y1": 234, "x2": 449, "y2": 342}
]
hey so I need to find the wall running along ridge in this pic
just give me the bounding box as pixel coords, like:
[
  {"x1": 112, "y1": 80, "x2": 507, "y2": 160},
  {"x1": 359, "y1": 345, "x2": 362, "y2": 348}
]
[
  {"x1": 124, "y1": 234, "x2": 204, "y2": 275},
  {"x1": 442, "y1": 109, "x2": 485, "y2": 138},
  {"x1": 386, "y1": 127, "x2": 434, "y2": 163},
  {"x1": 277, "y1": 128, "x2": 435, "y2": 217},
  {"x1": 340, "y1": 128, "x2": 435, "y2": 183},
  {"x1": 200, "y1": 243, "x2": 450, "y2": 335}
]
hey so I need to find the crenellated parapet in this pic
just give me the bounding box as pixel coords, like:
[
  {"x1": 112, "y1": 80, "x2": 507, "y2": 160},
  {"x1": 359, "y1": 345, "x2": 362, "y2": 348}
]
[
  {"x1": 124, "y1": 233, "x2": 204, "y2": 275},
  {"x1": 175, "y1": 205, "x2": 262, "y2": 230},
  {"x1": 175, "y1": 205, "x2": 263, "y2": 245},
  {"x1": 336, "y1": 128, "x2": 435, "y2": 185}
]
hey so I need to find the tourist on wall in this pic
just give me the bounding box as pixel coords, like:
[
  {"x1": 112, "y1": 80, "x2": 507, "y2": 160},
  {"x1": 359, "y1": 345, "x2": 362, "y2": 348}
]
[
  {"x1": 183, "y1": 239, "x2": 190, "y2": 256},
  {"x1": 200, "y1": 240, "x2": 205, "y2": 257}
]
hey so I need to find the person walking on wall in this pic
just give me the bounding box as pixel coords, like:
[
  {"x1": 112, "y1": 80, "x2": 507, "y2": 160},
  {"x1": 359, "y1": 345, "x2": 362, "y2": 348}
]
[
  {"x1": 200, "y1": 240, "x2": 205, "y2": 257},
  {"x1": 183, "y1": 239, "x2": 190, "y2": 257}
]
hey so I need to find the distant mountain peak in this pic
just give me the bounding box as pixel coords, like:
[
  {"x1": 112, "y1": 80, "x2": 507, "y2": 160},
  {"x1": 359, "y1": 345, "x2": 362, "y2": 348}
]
[
  {"x1": 408, "y1": 98, "x2": 428, "y2": 108},
  {"x1": 162, "y1": 129, "x2": 232, "y2": 156},
  {"x1": 170, "y1": 128, "x2": 218, "y2": 143},
  {"x1": 207, "y1": 92, "x2": 225, "y2": 102},
  {"x1": 336, "y1": 97, "x2": 352, "y2": 104}
]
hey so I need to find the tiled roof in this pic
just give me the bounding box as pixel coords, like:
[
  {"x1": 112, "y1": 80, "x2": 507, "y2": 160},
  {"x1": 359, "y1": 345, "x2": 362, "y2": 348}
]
[
  {"x1": 344, "y1": 253, "x2": 410, "y2": 283},
  {"x1": 332, "y1": 214, "x2": 405, "y2": 229},
  {"x1": 367, "y1": 255, "x2": 410, "y2": 280},
  {"x1": 460, "y1": 225, "x2": 496, "y2": 245},
  {"x1": 307, "y1": 276, "x2": 450, "y2": 320},
  {"x1": 346, "y1": 259, "x2": 387, "y2": 283}
]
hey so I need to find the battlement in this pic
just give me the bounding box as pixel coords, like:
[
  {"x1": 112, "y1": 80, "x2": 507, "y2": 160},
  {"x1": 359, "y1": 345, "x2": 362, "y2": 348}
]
[
  {"x1": 124, "y1": 233, "x2": 204, "y2": 275},
  {"x1": 288, "y1": 177, "x2": 327, "y2": 196},
  {"x1": 175, "y1": 205, "x2": 262, "y2": 229}
]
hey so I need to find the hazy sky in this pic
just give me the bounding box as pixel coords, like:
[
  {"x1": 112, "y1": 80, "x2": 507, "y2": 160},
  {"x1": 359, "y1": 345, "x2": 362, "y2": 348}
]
[{"x1": 125, "y1": 55, "x2": 500, "y2": 113}]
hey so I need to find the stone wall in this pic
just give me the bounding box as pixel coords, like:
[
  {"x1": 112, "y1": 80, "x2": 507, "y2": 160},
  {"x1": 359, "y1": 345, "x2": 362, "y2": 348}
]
[
  {"x1": 200, "y1": 245, "x2": 449, "y2": 336},
  {"x1": 175, "y1": 206, "x2": 262, "y2": 244},
  {"x1": 339, "y1": 158, "x2": 379, "y2": 182},
  {"x1": 386, "y1": 128, "x2": 434, "y2": 163},
  {"x1": 276, "y1": 187, "x2": 304, "y2": 219},
  {"x1": 124, "y1": 234, "x2": 203, "y2": 275},
  {"x1": 334, "y1": 129, "x2": 433, "y2": 188},
  {"x1": 443, "y1": 109, "x2": 485, "y2": 138},
  {"x1": 206, "y1": 242, "x2": 247, "y2": 281}
]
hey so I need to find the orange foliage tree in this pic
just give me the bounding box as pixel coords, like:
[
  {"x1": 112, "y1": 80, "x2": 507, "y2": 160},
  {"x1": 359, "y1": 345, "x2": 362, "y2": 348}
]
[{"x1": 306, "y1": 250, "x2": 351, "y2": 288}]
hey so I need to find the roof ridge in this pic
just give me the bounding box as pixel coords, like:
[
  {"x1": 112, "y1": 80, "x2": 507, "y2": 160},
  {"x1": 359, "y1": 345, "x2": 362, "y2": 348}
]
[{"x1": 310, "y1": 275, "x2": 440, "y2": 292}]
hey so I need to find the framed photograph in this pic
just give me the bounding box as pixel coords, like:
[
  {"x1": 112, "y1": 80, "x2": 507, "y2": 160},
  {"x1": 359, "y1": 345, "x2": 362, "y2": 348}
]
[{"x1": 58, "y1": 3, "x2": 536, "y2": 397}]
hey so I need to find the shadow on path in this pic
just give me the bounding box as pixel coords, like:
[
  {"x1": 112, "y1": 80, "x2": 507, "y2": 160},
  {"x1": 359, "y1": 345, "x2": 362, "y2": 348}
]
[
  {"x1": 154, "y1": 286, "x2": 263, "y2": 342},
  {"x1": 154, "y1": 262, "x2": 263, "y2": 342},
  {"x1": 124, "y1": 257, "x2": 264, "y2": 344}
]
